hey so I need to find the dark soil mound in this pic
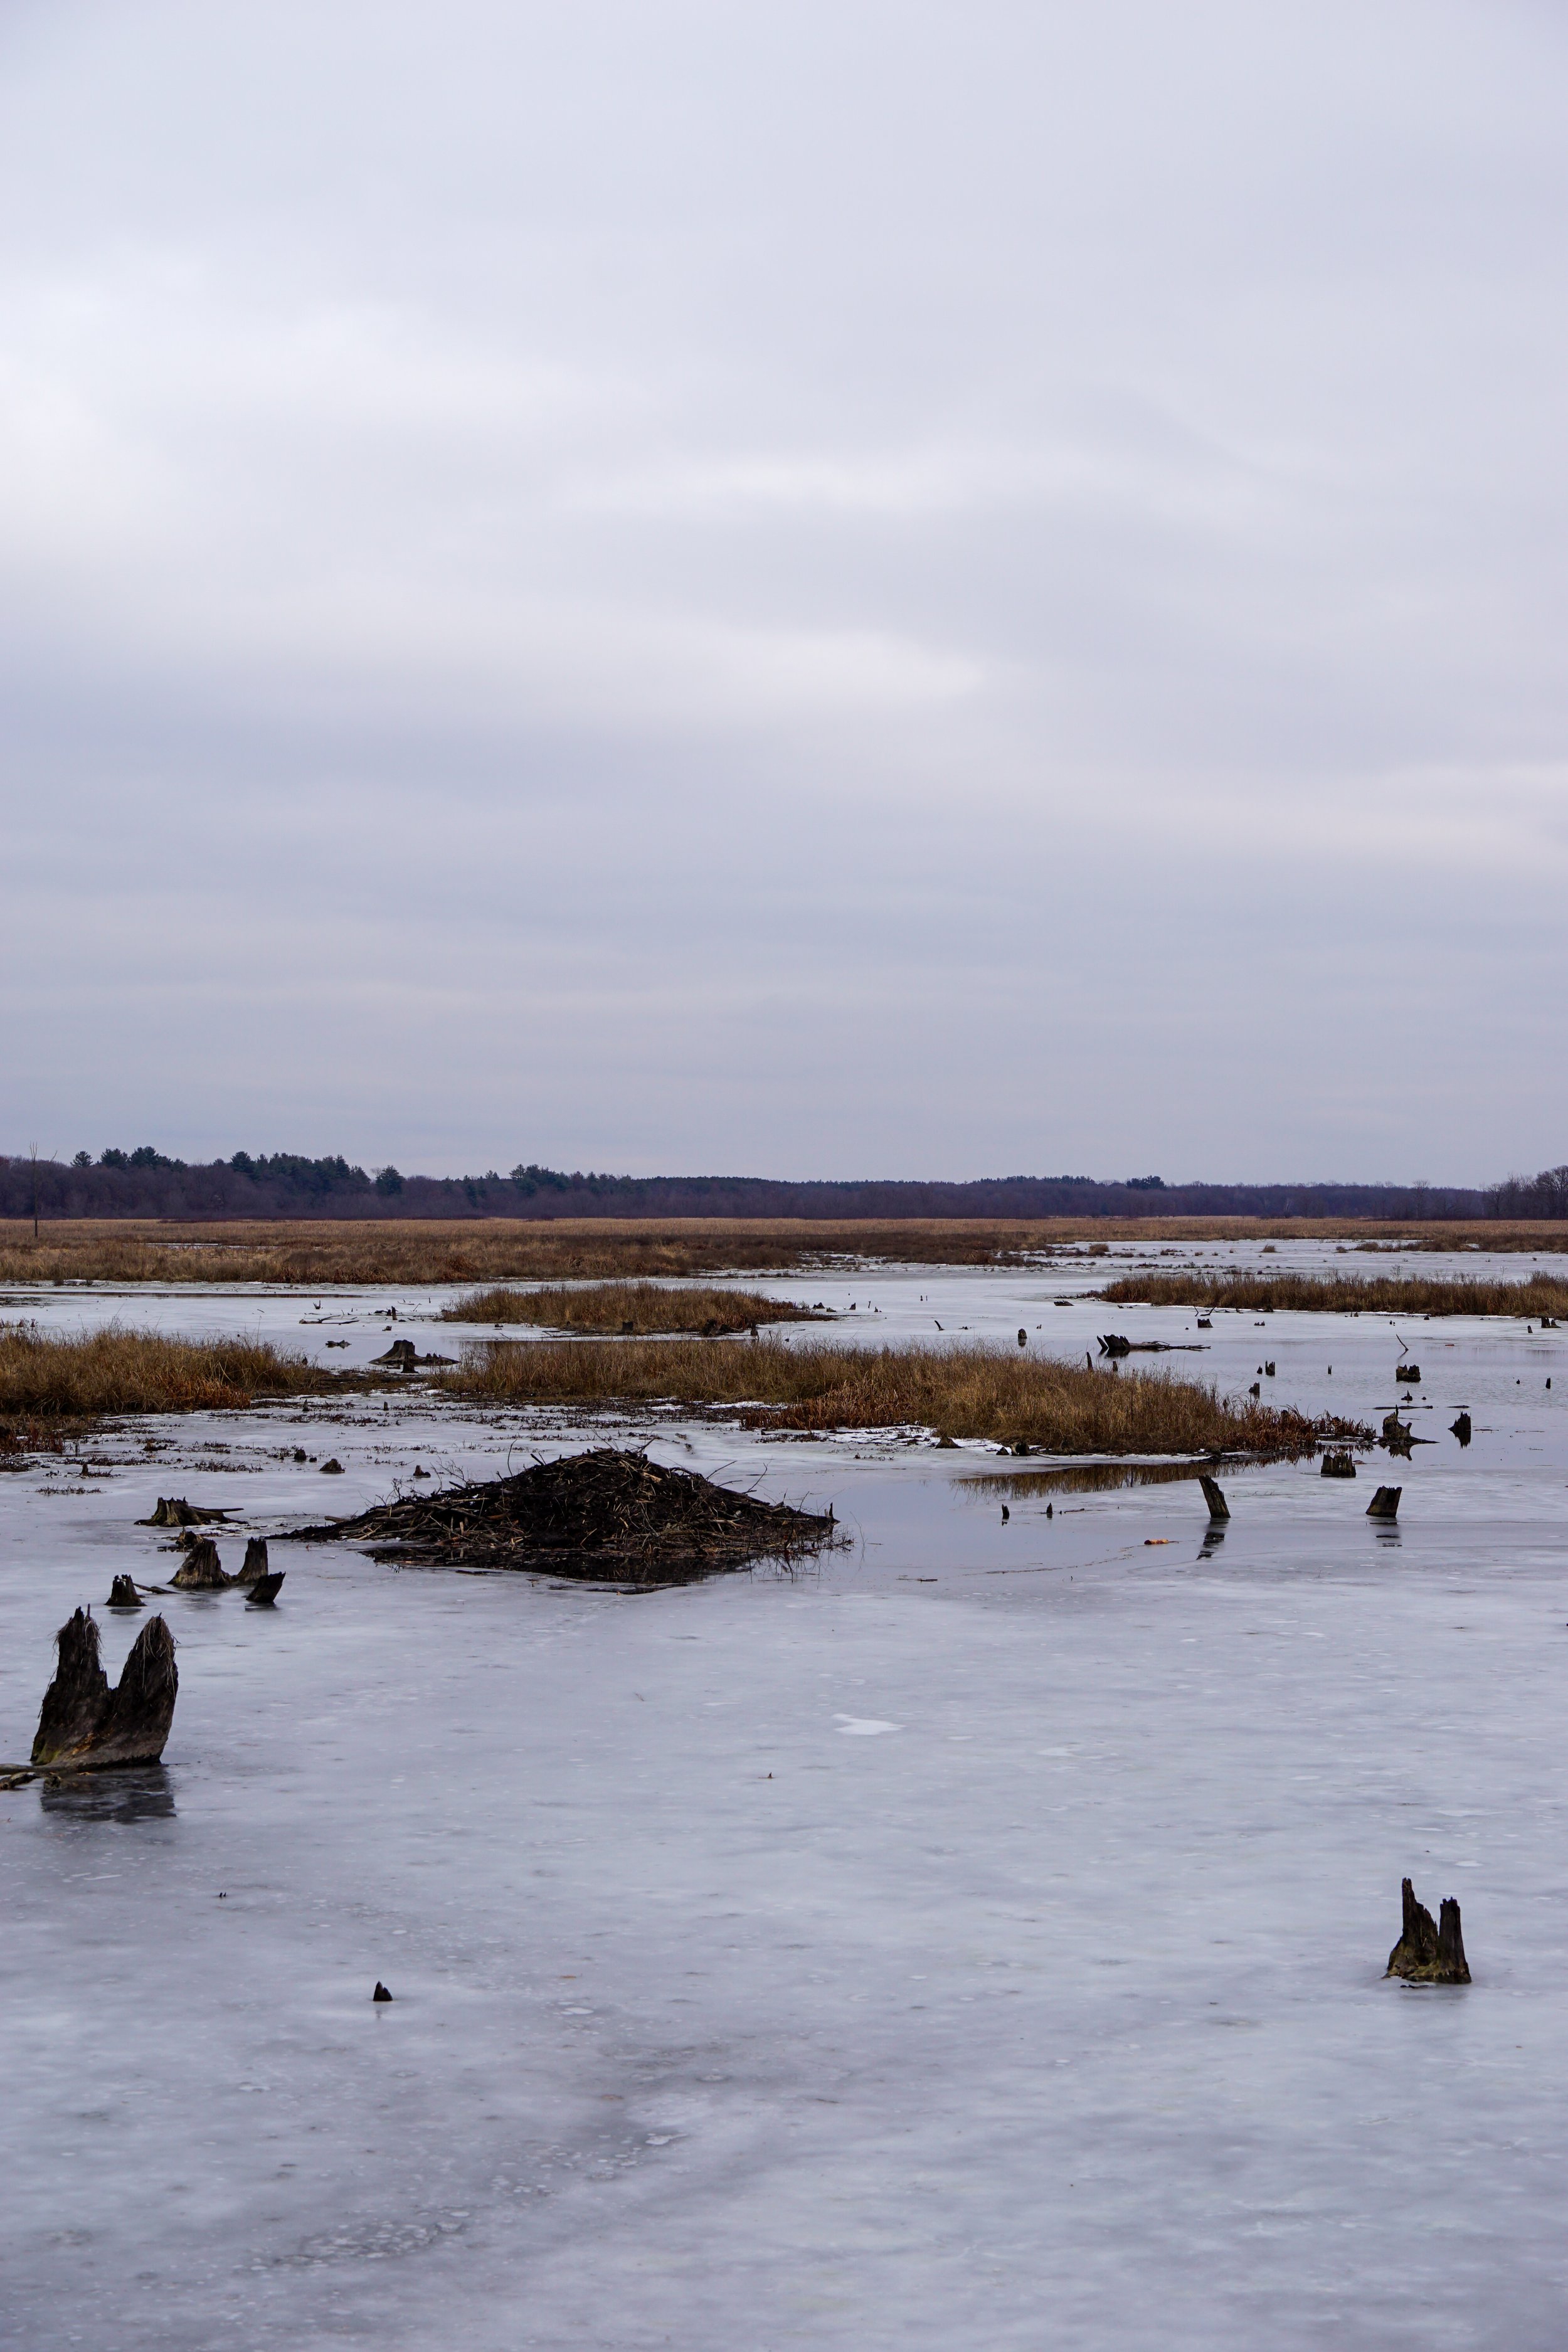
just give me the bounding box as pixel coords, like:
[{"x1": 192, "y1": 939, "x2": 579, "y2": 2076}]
[{"x1": 283, "y1": 1446, "x2": 839, "y2": 1587}]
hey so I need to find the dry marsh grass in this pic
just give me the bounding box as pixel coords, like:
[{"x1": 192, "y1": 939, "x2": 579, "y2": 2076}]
[
  {"x1": 443, "y1": 1336, "x2": 1356, "y2": 1453},
  {"x1": 0, "y1": 1324, "x2": 334, "y2": 1417},
  {"x1": 1096, "y1": 1271, "x2": 1568, "y2": 1317},
  {"x1": 442, "y1": 1281, "x2": 824, "y2": 1333},
  {"x1": 6, "y1": 1214, "x2": 1568, "y2": 1287}
]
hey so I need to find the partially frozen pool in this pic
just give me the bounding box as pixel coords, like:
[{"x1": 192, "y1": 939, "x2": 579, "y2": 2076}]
[{"x1": 3, "y1": 1246, "x2": 1567, "y2": 2348}]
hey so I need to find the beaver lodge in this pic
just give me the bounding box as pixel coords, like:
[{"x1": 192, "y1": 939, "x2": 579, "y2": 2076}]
[{"x1": 284, "y1": 1446, "x2": 840, "y2": 1587}]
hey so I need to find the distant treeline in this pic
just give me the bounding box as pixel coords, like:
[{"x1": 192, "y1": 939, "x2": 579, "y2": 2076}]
[{"x1": 0, "y1": 1147, "x2": 1517, "y2": 1223}]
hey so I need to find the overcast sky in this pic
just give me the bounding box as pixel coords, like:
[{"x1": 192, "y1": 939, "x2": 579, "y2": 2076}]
[{"x1": 2, "y1": 1, "x2": 1565, "y2": 1183}]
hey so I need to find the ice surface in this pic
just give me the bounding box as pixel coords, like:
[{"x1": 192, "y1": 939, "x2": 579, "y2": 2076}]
[{"x1": 3, "y1": 1246, "x2": 1568, "y2": 2347}]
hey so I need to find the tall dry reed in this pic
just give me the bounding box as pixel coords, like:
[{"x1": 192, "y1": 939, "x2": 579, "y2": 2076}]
[
  {"x1": 441, "y1": 1282, "x2": 822, "y2": 1332},
  {"x1": 0, "y1": 1324, "x2": 332, "y2": 1416},
  {"x1": 1096, "y1": 1271, "x2": 1568, "y2": 1316},
  {"x1": 442, "y1": 1337, "x2": 1355, "y2": 1453}
]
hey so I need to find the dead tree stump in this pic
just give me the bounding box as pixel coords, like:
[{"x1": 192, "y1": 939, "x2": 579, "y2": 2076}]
[
  {"x1": 31, "y1": 1610, "x2": 177, "y2": 1767},
  {"x1": 1451, "y1": 1412, "x2": 1472, "y2": 1444},
  {"x1": 245, "y1": 1571, "x2": 285, "y2": 1606},
  {"x1": 107, "y1": 1574, "x2": 142, "y2": 1608},
  {"x1": 233, "y1": 1537, "x2": 270, "y2": 1585},
  {"x1": 1199, "y1": 1474, "x2": 1229, "y2": 1521},
  {"x1": 1386, "y1": 1877, "x2": 1470, "y2": 1983},
  {"x1": 1367, "y1": 1485, "x2": 1401, "y2": 1520},
  {"x1": 172, "y1": 1537, "x2": 230, "y2": 1589},
  {"x1": 1320, "y1": 1449, "x2": 1357, "y2": 1478}
]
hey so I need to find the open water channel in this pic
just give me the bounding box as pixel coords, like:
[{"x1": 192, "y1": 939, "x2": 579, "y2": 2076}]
[{"x1": 3, "y1": 1239, "x2": 1567, "y2": 2349}]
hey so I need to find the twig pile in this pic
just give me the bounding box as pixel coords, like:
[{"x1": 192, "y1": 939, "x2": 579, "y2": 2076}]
[{"x1": 283, "y1": 1446, "x2": 839, "y2": 1587}]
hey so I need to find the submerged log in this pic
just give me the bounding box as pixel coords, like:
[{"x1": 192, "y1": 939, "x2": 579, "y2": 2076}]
[
  {"x1": 233, "y1": 1536, "x2": 270, "y2": 1585},
  {"x1": 1199, "y1": 1474, "x2": 1230, "y2": 1522},
  {"x1": 31, "y1": 1609, "x2": 177, "y2": 1767},
  {"x1": 1367, "y1": 1485, "x2": 1402, "y2": 1520},
  {"x1": 1386, "y1": 1877, "x2": 1470, "y2": 1983},
  {"x1": 245, "y1": 1571, "x2": 285, "y2": 1606},
  {"x1": 172, "y1": 1537, "x2": 230, "y2": 1589}
]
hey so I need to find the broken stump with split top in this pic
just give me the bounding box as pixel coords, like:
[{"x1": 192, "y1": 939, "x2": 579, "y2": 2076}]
[
  {"x1": 245, "y1": 1571, "x2": 285, "y2": 1606},
  {"x1": 172, "y1": 1537, "x2": 230, "y2": 1589},
  {"x1": 1386, "y1": 1877, "x2": 1470, "y2": 1983},
  {"x1": 107, "y1": 1574, "x2": 142, "y2": 1608},
  {"x1": 31, "y1": 1608, "x2": 177, "y2": 1767},
  {"x1": 1199, "y1": 1474, "x2": 1229, "y2": 1522},
  {"x1": 1367, "y1": 1485, "x2": 1402, "y2": 1520},
  {"x1": 1396, "y1": 1364, "x2": 1421, "y2": 1384},
  {"x1": 1320, "y1": 1449, "x2": 1357, "y2": 1478}
]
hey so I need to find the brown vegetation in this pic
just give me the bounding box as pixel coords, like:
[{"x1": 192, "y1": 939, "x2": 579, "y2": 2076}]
[
  {"x1": 0, "y1": 1324, "x2": 334, "y2": 1417},
  {"x1": 441, "y1": 1337, "x2": 1361, "y2": 1454},
  {"x1": 6, "y1": 1214, "x2": 1568, "y2": 1287},
  {"x1": 1096, "y1": 1271, "x2": 1568, "y2": 1316},
  {"x1": 440, "y1": 1281, "x2": 824, "y2": 1332}
]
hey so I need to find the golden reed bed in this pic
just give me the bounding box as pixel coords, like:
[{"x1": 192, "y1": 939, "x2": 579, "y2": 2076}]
[{"x1": 2, "y1": 1214, "x2": 1565, "y2": 1287}]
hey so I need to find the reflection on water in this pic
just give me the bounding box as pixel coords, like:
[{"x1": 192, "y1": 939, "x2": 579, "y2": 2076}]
[
  {"x1": 40, "y1": 1766, "x2": 176, "y2": 1824},
  {"x1": 960, "y1": 1459, "x2": 1268, "y2": 1500}
]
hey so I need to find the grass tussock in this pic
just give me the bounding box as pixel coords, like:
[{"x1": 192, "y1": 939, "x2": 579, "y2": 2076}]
[
  {"x1": 442, "y1": 1282, "x2": 825, "y2": 1333},
  {"x1": 1096, "y1": 1271, "x2": 1568, "y2": 1317},
  {"x1": 8, "y1": 1214, "x2": 1568, "y2": 1286},
  {"x1": 442, "y1": 1337, "x2": 1359, "y2": 1454},
  {"x1": 0, "y1": 1323, "x2": 334, "y2": 1417}
]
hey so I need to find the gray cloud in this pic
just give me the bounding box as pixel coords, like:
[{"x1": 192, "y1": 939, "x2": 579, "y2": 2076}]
[{"x1": 3, "y1": 1, "x2": 1566, "y2": 1180}]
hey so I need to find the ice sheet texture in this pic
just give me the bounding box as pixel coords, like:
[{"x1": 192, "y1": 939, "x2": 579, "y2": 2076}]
[{"x1": 3, "y1": 1244, "x2": 1567, "y2": 2348}]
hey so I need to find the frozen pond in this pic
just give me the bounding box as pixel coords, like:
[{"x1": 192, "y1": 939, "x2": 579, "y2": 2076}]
[{"x1": 4, "y1": 1243, "x2": 1568, "y2": 2348}]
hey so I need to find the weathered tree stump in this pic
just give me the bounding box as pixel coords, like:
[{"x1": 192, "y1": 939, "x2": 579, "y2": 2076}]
[
  {"x1": 139, "y1": 1496, "x2": 232, "y2": 1527},
  {"x1": 31, "y1": 1609, "x2": 177, "y2": 1767},
  {"x1": 1097, "y1": 1333, "x2": 1132, "y2": 1358},
  {"x1": 1199, "y1": 1474, "x2": 1229, "y2": 1522},
  {"x1": 1367, "y1": 1485, "x2": 1401, "y2": 1520},
  {"x1": 1386, "y1": 1877, "x2": 1470, "y2": 1983},
  {"x1": 1320, "y1": 1449, "x2": 1357, "y2": 1478},
  {"x1": 172, "y1": 1537, "x2": 230, "y2": 1589},
  {"x1": 1382, "y1": 1411, "x2": 1414, "y2": 1457},
  {"x1": 1451, "y1": 1412, "x2": 1472, "y2": 1445},
  {"x1": 245, "y1": 1571, "x2": 285, "y2": 1606},
  {"x1": 374, "y1": 1339, "x2": 419, "y2": 1368},
  {"x1": 107, "y1": 1574, "x2": 142, "y2": 1607},
  {"x1": 1017, "y1": 1328, "x2": 1027, "y2": 1348},
  {"x1": 233, "y1": 1536, "x2": 270, "y2": 1585}
]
